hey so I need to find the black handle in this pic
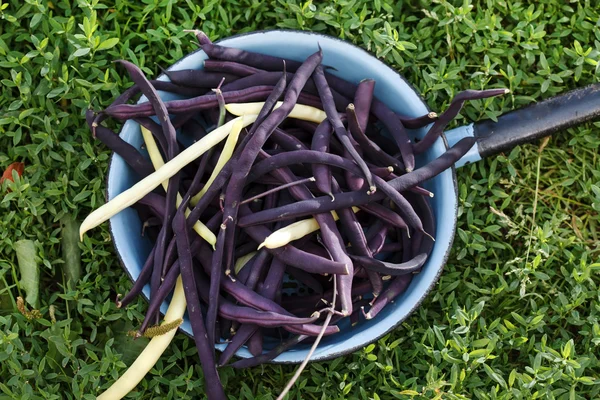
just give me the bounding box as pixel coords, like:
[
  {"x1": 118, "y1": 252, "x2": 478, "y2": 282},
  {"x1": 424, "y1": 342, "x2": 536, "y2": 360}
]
[{"x1": 473, "y1": 83, "x2": 600, "y2": 158}]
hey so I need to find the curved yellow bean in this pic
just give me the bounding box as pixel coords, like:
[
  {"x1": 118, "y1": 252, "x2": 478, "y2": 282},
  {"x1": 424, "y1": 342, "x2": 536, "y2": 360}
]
[
  {"x1": 190, "y1": 118, "x2": 244, "y2": 206},
  {"x1": 96, "y1": 277, "x2": 186, "y2": 400},
  {"x1": 259, "y1": 207, "x2": 360, "y2": 249},
  {"x1": 79, "y1": 115, "x2": 257, "y2": 241},
  {"x1": 225, "y1": 102, "x2": 326, "y2": 124},
  {"x1": 234, "y1": 251, "x2": 257, "y2": 274},
  {"x1": 140, "y1": 126, "x2": 217, "y2": 247}
]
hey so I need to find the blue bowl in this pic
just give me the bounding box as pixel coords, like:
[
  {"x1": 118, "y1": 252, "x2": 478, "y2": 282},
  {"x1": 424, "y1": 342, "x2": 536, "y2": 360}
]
[{"x1": 107, "y1": 30, "x2": 457, "y2": 364}]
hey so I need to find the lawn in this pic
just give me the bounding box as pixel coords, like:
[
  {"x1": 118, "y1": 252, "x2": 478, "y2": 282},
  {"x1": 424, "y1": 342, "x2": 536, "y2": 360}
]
[{"x1": 1, "y1": 0, "x2": 599, "y2": 399}]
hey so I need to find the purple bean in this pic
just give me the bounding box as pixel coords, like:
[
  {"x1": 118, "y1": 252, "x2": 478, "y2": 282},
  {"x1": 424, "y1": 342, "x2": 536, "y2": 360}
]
[
  {"x1": 195, "y1": 255, "x2": 335, "y2": 334},
  {"x1": 221, "y1": 71, "x2": 308, "y2": 93},
  {"x1": 104, "y1": 85, "x2": 275, "y2": 120},
  {"x1": 413, "y1": 89, "x2": 508, "y2": 154},
  {"x1": 137, "y1": 192, "x2": 166, "y2": 220},
  {"x1": 152, "y1": 80, "x2": 208, "y2": 97},
  {"x1": 203, "y1": 59, "x2": 264, "y2": 76},
  {"x1": 365, "y1": 219, "x2": 384, "y2": 242},
  {"x1": 85, "y1": 110, "x2": 155, "y2": 178},
  {"x1": 286, "y1": 266, "x2": 324, "y2": 294},
  {"x1": 343, "y1": 136, "x2": 366, "y2": 191},
  {"x1": 92, "y1": 79, "x2": 202, "y2": 129},
  {"x1": 318, "y1": 73, "x2": 416, "y2": 171},
  {"x1": 246, "y1": 69, "x2": 288, "y2": 137},
  {"x1": 407, "y1": 192, "x2": 436, "y2": 257},
  {"x1": 160, "y1": 236, "x2": 179, "y2": 278},
  {"x1": 281, "y1": 127, "x2": 313, "y2": 143},
  {"x1": 241, "y1": 177, "x2": 314, "y2": 205},
  {"x1": 245, "y1": 250, "x2": 272, "y2": 292},
  {"x1": 310, "y1": 120, "x2": 334, "y2": 198},
  {"x1": 346, "y1": 103, "x2": 405, "y2": 172},
  {"x1": 367, "y1": 223, "x2": 389, "y2": 255},
  {"x1": 350, "y1": 252, "x2": 427, "y2": 276},
  {"x1": 292, "y1": 119, "x2": 319, "y2": 135},
  {"x1": 134, "y1": 117, "x2": 170, "y2": 155},
  {"x1": 219, "y1": 254, "x2": 286, "y2": 366},
  {"x1": 270, "y1": 128, "x2": 309, "y2": 151},
  {"x1": 138, "y1": 259, "x2": 181, "y2": 334},
  {"x1": 250, "y1": 256, "x2": 287, "y2": 355},
  {"x1": 353, "y1": 79, "x2": 375, "y2": 132},
  {"x1": 370, "y1": 166, "x2": 394, "y2": 179},
  {"x1": 202, "y1": 42, "x2": 304, "y2": 71},
  {"x1": 119, "y1": 61, "x2": 182, "y2": 323},
  {"x1": 282, "y1": 279, "x2": 372, "y2": 312},
  {"x1": 196, "y1": 244, "x2": 325, "y2": 325},
  {"x1": 229, "y1": 335, "x2": 309, "y2": 369},
  {"x1": 116, "y1": 246, "x2": 156, "y2": 309},
  {"x1": 218, "y1": 324, "x2": 260, "y2": 366},
  {"x1": 359, "y1": 203, "x2": 407, "y2": 230},
  {"x1": 234, "y1": 241, "x2": 259, "y2": 260},
  {"x1": 181, "y1": 116, "x2": 209, "y2": 142},
  {"x1": 364, "y1": 274, "x2": 412, "y2": 320},
  {"x1": 331, "y1": 181, "x2": 383, "y2": 296},
  {"x1": 202, "y1": 40, "x2": 349, "y2": 105},
  {"x1": 253, "y1": 175, "x2": 286, "y2": 186},
  {"x1": 209, "y1": 294, "x2": 320, "y2": 327},
  {"x1": 206, "y1": 220, "x2": 228, "y2": 346},
  {"x1": 302, "y1": 241, "x2": 332, "y2": 260},
  {"x1": 235, "y1": 252, "x2": 256, "y2": 286},
  {"x1": 239, "y1": 137, "x2": 476, "y2": 225},
  {"x1": 172, "y1": 211, "x2": 226, "y2": 400},
  {"x1": 171, "y1": 110, "x2": 203, "y2": 129},
  {"x1": 380, "y1": 242, "x2": 403, "y2": 253},
  {"x1": 247, "y1": 331, "x2": 263, "y2": 356},
  {"x1": 400, "y1": 111, "x2": 438, "y2": 129},
  {"x1": 187, "y1": 29, "x2": 212, "y2": 45},
  {"x1": 161, "y1": 69, "x2": 238, "y2": 88},
  {"x1": 313, "y1": 65, "x2": 374, "y2": 194}
]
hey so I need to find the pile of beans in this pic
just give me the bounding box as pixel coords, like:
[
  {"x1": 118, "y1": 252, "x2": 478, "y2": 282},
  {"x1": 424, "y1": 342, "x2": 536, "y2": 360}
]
[{"x1": 84, "y1": 31, "x2": 507, "y2": 399}]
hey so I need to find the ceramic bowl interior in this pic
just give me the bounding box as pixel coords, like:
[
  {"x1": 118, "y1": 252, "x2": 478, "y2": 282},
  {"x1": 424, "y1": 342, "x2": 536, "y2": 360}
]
[{"x1": 107, "y1": 30, "x2": 457, "y2": 363}]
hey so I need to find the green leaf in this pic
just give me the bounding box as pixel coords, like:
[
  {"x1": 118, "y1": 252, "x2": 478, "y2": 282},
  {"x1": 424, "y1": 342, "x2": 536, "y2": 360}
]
[
  {"x1": 72, "y1": 48, "x2": 91, "y2": 58},
  {"x1": 482, "y1": 363, "x2": 507, "y2": 389},
  {"x1": 15, "y1": 240, "x2": 39, "y2": 308},
  {"x1": 61, "y1": 216, "x2": 82, "y2": 289},
  {"x1": 396, "y1": 390, "x2": 419, "y2": 396},
  {"x1": 30, "y1": 13, "x2": 43, "y2": 29},
  {"x1": 97, "y1": 38, "x2": 119, "y2": 51},
  {"x1": 562, "y1": 339, "x2": 573, "y2": 359}
]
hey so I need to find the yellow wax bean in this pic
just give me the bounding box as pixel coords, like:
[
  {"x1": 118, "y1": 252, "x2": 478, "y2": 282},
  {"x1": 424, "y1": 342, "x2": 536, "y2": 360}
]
[
  {"x1": 259, "y1": 207, "x2": 360, "y2": 249},
  {"x1": 225, "y1": 102, "x2": 326, "y2": 124},
  {"x1": 79, "y1": 115, "x2": 257, "y2": 241},
  {"x1": 140, "y1": 126, "x2": 217, "y2": 247}
]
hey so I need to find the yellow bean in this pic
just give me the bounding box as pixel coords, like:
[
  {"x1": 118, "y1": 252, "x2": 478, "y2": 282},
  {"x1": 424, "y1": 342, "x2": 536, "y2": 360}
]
[
  {"x1": 259, "y1": 207, "x2": 360, "y2": 249},
  {"x1": 140, "y1": 126, "x2": 217, "y2": 247},
  {"x1": 234, "y1": 251, "x2": 257, "y2": 274},
  {"x1": 225, "y1": 102, "x2": 326, "y2": 123},
  {"x1": 96, "y1": 277, "x2": 186, "y2": 400},
  {"x1": 190, "y1": 118, "x2": 244, "y2": 206},
  {"x1": 79, "y1": 115, "x2": 257, "y2": 241}
]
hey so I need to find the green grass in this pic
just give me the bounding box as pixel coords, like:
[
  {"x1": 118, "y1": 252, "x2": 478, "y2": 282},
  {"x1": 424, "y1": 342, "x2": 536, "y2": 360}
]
[{"x1": 1, "y1": 0, "x2": 599, "y2": 398}]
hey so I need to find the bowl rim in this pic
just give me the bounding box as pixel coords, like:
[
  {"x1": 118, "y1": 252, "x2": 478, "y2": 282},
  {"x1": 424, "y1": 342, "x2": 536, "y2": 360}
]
[{"x1": 105, "y1": 28, "x2": 459, "y2": 364}]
